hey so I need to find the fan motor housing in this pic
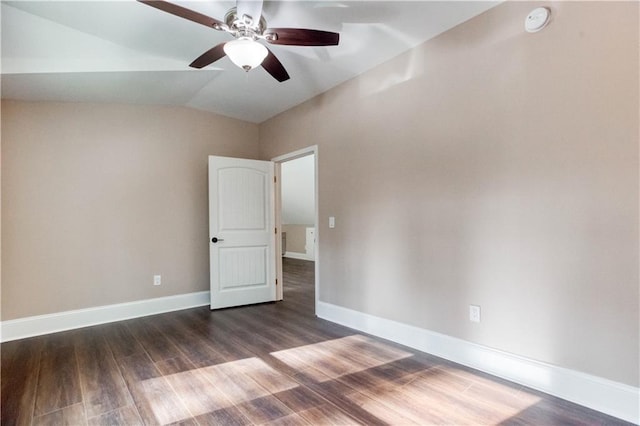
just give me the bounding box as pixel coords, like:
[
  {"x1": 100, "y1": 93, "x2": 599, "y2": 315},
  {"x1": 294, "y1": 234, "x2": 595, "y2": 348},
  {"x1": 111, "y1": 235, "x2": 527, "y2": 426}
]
[{"x1": 224, "y1": 7, "x2": 267, "y2": 38}]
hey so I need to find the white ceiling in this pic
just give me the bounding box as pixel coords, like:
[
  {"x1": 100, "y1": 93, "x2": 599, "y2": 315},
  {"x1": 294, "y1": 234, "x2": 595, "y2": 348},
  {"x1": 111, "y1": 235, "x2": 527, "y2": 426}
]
[{"x1": 1, "y1": 1, "x2": 498, "y2": 123}]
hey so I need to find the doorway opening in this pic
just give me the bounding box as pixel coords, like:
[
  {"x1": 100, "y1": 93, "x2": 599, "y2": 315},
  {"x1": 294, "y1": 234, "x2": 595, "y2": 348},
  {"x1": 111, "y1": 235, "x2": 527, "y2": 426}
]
[{"x1": 273, "y1": 146, "x2": 318, "y2": 313}]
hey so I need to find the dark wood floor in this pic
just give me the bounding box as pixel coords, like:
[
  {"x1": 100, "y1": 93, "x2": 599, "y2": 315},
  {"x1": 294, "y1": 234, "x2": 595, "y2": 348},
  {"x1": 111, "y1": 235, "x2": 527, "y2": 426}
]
[{"x1": 1, "y1": 258, "x2": 630, "y2": 425}]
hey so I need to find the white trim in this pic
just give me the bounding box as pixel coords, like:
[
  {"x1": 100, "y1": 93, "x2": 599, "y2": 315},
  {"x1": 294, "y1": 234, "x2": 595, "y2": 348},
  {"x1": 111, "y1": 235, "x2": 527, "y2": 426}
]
[
  {"x1": 316, "y1": 301, "x2": 640, "y2": 424},
  {"x1": 283, "y1": 251, "x2": 314, "y2": 261},
  {"x1": 271, "y1": 146, "x2": 317, "y2": 163},
  {"x1": 1, "y1": 291, "x2": 210, "y2": 342}
]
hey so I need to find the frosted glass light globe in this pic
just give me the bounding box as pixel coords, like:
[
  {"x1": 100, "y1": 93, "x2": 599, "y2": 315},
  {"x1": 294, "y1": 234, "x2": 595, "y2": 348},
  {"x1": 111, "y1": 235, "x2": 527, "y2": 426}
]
[{"x1": 224, "y1": 38, "x2": 268, "y2": 71}]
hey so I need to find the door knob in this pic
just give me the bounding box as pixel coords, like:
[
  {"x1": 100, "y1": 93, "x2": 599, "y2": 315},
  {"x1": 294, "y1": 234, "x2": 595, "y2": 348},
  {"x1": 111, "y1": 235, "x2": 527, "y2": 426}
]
[{"x1": 211, "y1": 237, "x2": 224, "y2": 243}]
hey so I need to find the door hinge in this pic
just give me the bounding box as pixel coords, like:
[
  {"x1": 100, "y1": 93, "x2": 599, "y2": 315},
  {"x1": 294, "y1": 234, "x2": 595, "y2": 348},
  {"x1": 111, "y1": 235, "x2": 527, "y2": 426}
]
[
  {"x1": 274, "y1": 176, "x2": 277, "y2": 183},
  {"x1": 275, "y1": 227, "x2": 277, "y2": 234},
  {"x1": 276, "y1": 278, "x2": 278, "y2": 286}
]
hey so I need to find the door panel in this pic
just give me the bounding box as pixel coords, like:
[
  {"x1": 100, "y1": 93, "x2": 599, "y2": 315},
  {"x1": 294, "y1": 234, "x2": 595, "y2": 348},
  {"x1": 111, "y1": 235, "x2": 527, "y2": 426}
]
[
  {"x1": 209, "y1": 156, "x2": 275, "y2": 309},
  {"x1": 218, "y1": 168, "x2": 267, "y2": 231},
  {"x1": 219, "y1": 247, "x2": 267, "y2": 289}
]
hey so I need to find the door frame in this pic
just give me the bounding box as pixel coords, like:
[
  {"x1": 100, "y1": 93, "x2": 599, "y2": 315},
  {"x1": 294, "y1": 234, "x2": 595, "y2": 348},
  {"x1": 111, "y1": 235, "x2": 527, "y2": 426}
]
[{"x1": 272, "y1": 145, "x2": 319, "y2": 311}]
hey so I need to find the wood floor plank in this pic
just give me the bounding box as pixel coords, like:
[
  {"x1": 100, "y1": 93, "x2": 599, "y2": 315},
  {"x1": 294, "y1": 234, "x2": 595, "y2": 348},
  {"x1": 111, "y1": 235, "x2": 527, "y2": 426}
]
[
  {"x1": 163, "y1": 369, "x2": 234, "y2": 417},
  {"x1": 101, "y1": 323, "x2": 145, "y2": 359},
  {"x1": 335, "y1": 356, "x2": 435, "y2": 401},
  {"x1": 270, "y1": 385, "x2": 363, "y2": 425},
  {"x1": 227, "y1": 306, "x2": 316, "y2": 349},
  {"x1": 117, "y1": 352, "x2": 190, "y2": 425},
  {"x1": 175, "y1": 309, "x2": 260, "y2": 362},
  {"x1": 298, "y1": 404, "x2": 362, "y2": 425},
  {"x1": 290, "y1": 364, "x2": 338, "y2": 384},
  {"x1": 200, "y1": 362, "x2": 270, "y2": 405},
  {"x1": 371, "y1": 380, "x2": 468, "y2": 424},
  {"x1": 298, "y1": 381, "x2": 389, "y2": 426},
  {"x1": 225, "y1": 357, "x2": 300, "y2": 398},
  {"x1": 338, "y1": 363, "x2": 415, "y2": 393},
  {"x1": 124, "y1": 317, "x2": 184, "y2": 363},
  {"x1": 234, "y1": 395, "x2": 294, "y2": 425},
  {"x1": 237, "y1": 296, "x2": 348, "y2": 345},
  {"x1": 342, "y1": 334, "x2": 416, "y2": 364},
  {"x1": 152, "y1": 314, "x2": 228, "y2": 369},
  {"x1": 192, "y1": 406, "x2": 252, "y2": 426},
  {"x1": 407, "y1": 366, "x2": 473, "y2": 394},
  {"x1": 403, "y1": 376, "x2": 503, "y2": 424},
  {"x1": 346, "y1": 391, "x2": 418, "y2": 425},
  {"x1": 379, "y1": 355, "x2": 439, "y2": 378},
  {"x1": 233, "y1": 358, "x2": 299, "y2": 395},
  {"x1": 370, "y1": 379, "x2": 478, "y2": 424},
  {"x1": 155, "y1": 356, "x2": 197, "y2": 376},
  {"x1": 271, "y1": 338, "x2": 365, "y2": 381},
  {"x1": 32, "y1": 403, "x2": 87, "y2": 426},
  {"x1": 39, "y1": 329, "x2": 83, "y2": 351},
  {"x1": 506, "y1": 396, "x2": 630, "y2": 426},
  {"x1": 33, "y1": 342, "x2": 83, "y2": 417},
  {"x1": 86, "y1": 405, "x2": 143, "y2": 426},
  {"x1": 1, "y1": 338, "x2": 43, "y2": 426},
  {"x1": 75, "y1": 329, "x2": 133, "y2": 418},
  {"x1": 165, "y1": 417, "x2": 200, "y2": 426},
  {"x1": 264, "y1": 412, "x2": 311, "y2": 426},
  {"x1": 117, "y1": 352, "x2": 160, "y2": 383},
  {"x1": 132, "y1": 375, "x2": 193, "y2": 425},
  {"x1": 271, "y1": 386, "x2": 327, "y2": 413}
]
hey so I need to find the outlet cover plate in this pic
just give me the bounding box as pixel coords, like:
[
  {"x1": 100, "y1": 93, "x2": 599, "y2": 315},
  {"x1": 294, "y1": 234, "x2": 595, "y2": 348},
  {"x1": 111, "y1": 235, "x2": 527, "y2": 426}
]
[{"x1": 469, "y1": 305, "x2": 481, "y2": 323}]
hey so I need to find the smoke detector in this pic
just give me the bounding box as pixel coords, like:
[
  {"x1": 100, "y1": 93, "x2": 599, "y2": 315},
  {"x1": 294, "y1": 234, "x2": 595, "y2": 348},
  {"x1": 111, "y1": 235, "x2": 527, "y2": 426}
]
[{"x1": 525, "y1": 7, "x2": 551, "y2": 33}]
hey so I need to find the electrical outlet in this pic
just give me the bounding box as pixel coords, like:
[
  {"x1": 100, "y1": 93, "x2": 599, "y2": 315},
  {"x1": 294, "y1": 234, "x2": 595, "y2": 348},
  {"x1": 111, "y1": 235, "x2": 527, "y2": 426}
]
[
  {"x1": 469, "y1": 305, "x2": 481, "y2": 323},
  {"x1": 153, "y1": 275, "x2": 162, "y2": 286}
]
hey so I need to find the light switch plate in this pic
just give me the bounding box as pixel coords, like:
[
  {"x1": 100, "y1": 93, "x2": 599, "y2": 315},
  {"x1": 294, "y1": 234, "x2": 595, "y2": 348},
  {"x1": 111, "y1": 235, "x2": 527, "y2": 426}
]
[{"x1": 329, "y1": 216, "x2": 335, "y2": 228}]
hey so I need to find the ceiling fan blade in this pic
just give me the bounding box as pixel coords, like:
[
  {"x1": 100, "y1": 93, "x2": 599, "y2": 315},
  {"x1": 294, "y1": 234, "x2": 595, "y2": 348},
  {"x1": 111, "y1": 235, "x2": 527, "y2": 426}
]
[
  {"x1": 262, "y1": 48, "x2": 290, "y2": 82},
  {"x1": 236, "y1": 0, "x2": 264, "y2": 23},
  {"x1": 137, "y1": 0, "x2": 224, "y2": 30},
  {"x1": 264, "y1": 28, "x2": 339, "y2": 46},
  {"x1": 190, "y1": 43, "x2": 227, "y2": 69}
]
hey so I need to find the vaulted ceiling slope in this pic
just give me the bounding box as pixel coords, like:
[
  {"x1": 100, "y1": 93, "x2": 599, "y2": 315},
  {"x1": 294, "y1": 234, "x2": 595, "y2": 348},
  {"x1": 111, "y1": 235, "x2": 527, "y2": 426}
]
[{"x1": 1, "y1": 1, "x2": 498, "y2": 123}]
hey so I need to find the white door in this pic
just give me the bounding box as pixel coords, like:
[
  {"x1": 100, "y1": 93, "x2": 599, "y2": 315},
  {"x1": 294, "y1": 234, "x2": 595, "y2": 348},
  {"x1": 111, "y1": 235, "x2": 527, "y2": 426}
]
[{"x1": 209, "y1": 156, "x2": 276, "y2": 309}]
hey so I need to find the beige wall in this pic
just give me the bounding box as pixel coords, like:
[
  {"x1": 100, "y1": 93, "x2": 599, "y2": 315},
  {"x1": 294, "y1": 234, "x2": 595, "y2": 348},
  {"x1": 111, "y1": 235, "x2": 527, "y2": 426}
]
[
  {"x1": 2, "y1": 100, "x2": 259, "y2": 320},
  {"x1": 260, "y1": 2, "x2": 639, "y2": 386},
  {"x1": 283, "y1": 224, "x2": 312, "y2": 254}
]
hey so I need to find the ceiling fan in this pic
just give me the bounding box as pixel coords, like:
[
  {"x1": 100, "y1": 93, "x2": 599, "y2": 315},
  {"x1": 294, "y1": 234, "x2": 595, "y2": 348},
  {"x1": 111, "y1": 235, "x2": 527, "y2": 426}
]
[{"x1": 138, "y1": 0, "x2": 340, "y2": 82}]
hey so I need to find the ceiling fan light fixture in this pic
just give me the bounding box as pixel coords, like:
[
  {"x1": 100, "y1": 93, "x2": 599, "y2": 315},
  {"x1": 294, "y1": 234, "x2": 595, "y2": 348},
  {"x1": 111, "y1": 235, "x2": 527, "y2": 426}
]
[
  {"x1": 136, "y1": 0, "x2": 339, "y2": 82},
  {"x1": 224, "y1": 38, "x2": 268, "y2": 71}
]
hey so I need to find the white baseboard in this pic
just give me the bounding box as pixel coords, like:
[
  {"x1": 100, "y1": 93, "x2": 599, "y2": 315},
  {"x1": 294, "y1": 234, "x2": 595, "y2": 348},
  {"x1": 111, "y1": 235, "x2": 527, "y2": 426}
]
[
  {"x1": 316, "y1": 301, "x2": 639, "y2": 424},
  {"x1": 284, "y1": 251, "x2": 314, "y2": 261},
  {"x1": 1, "y1": 291, "x2": 210, "y2": 343}
]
